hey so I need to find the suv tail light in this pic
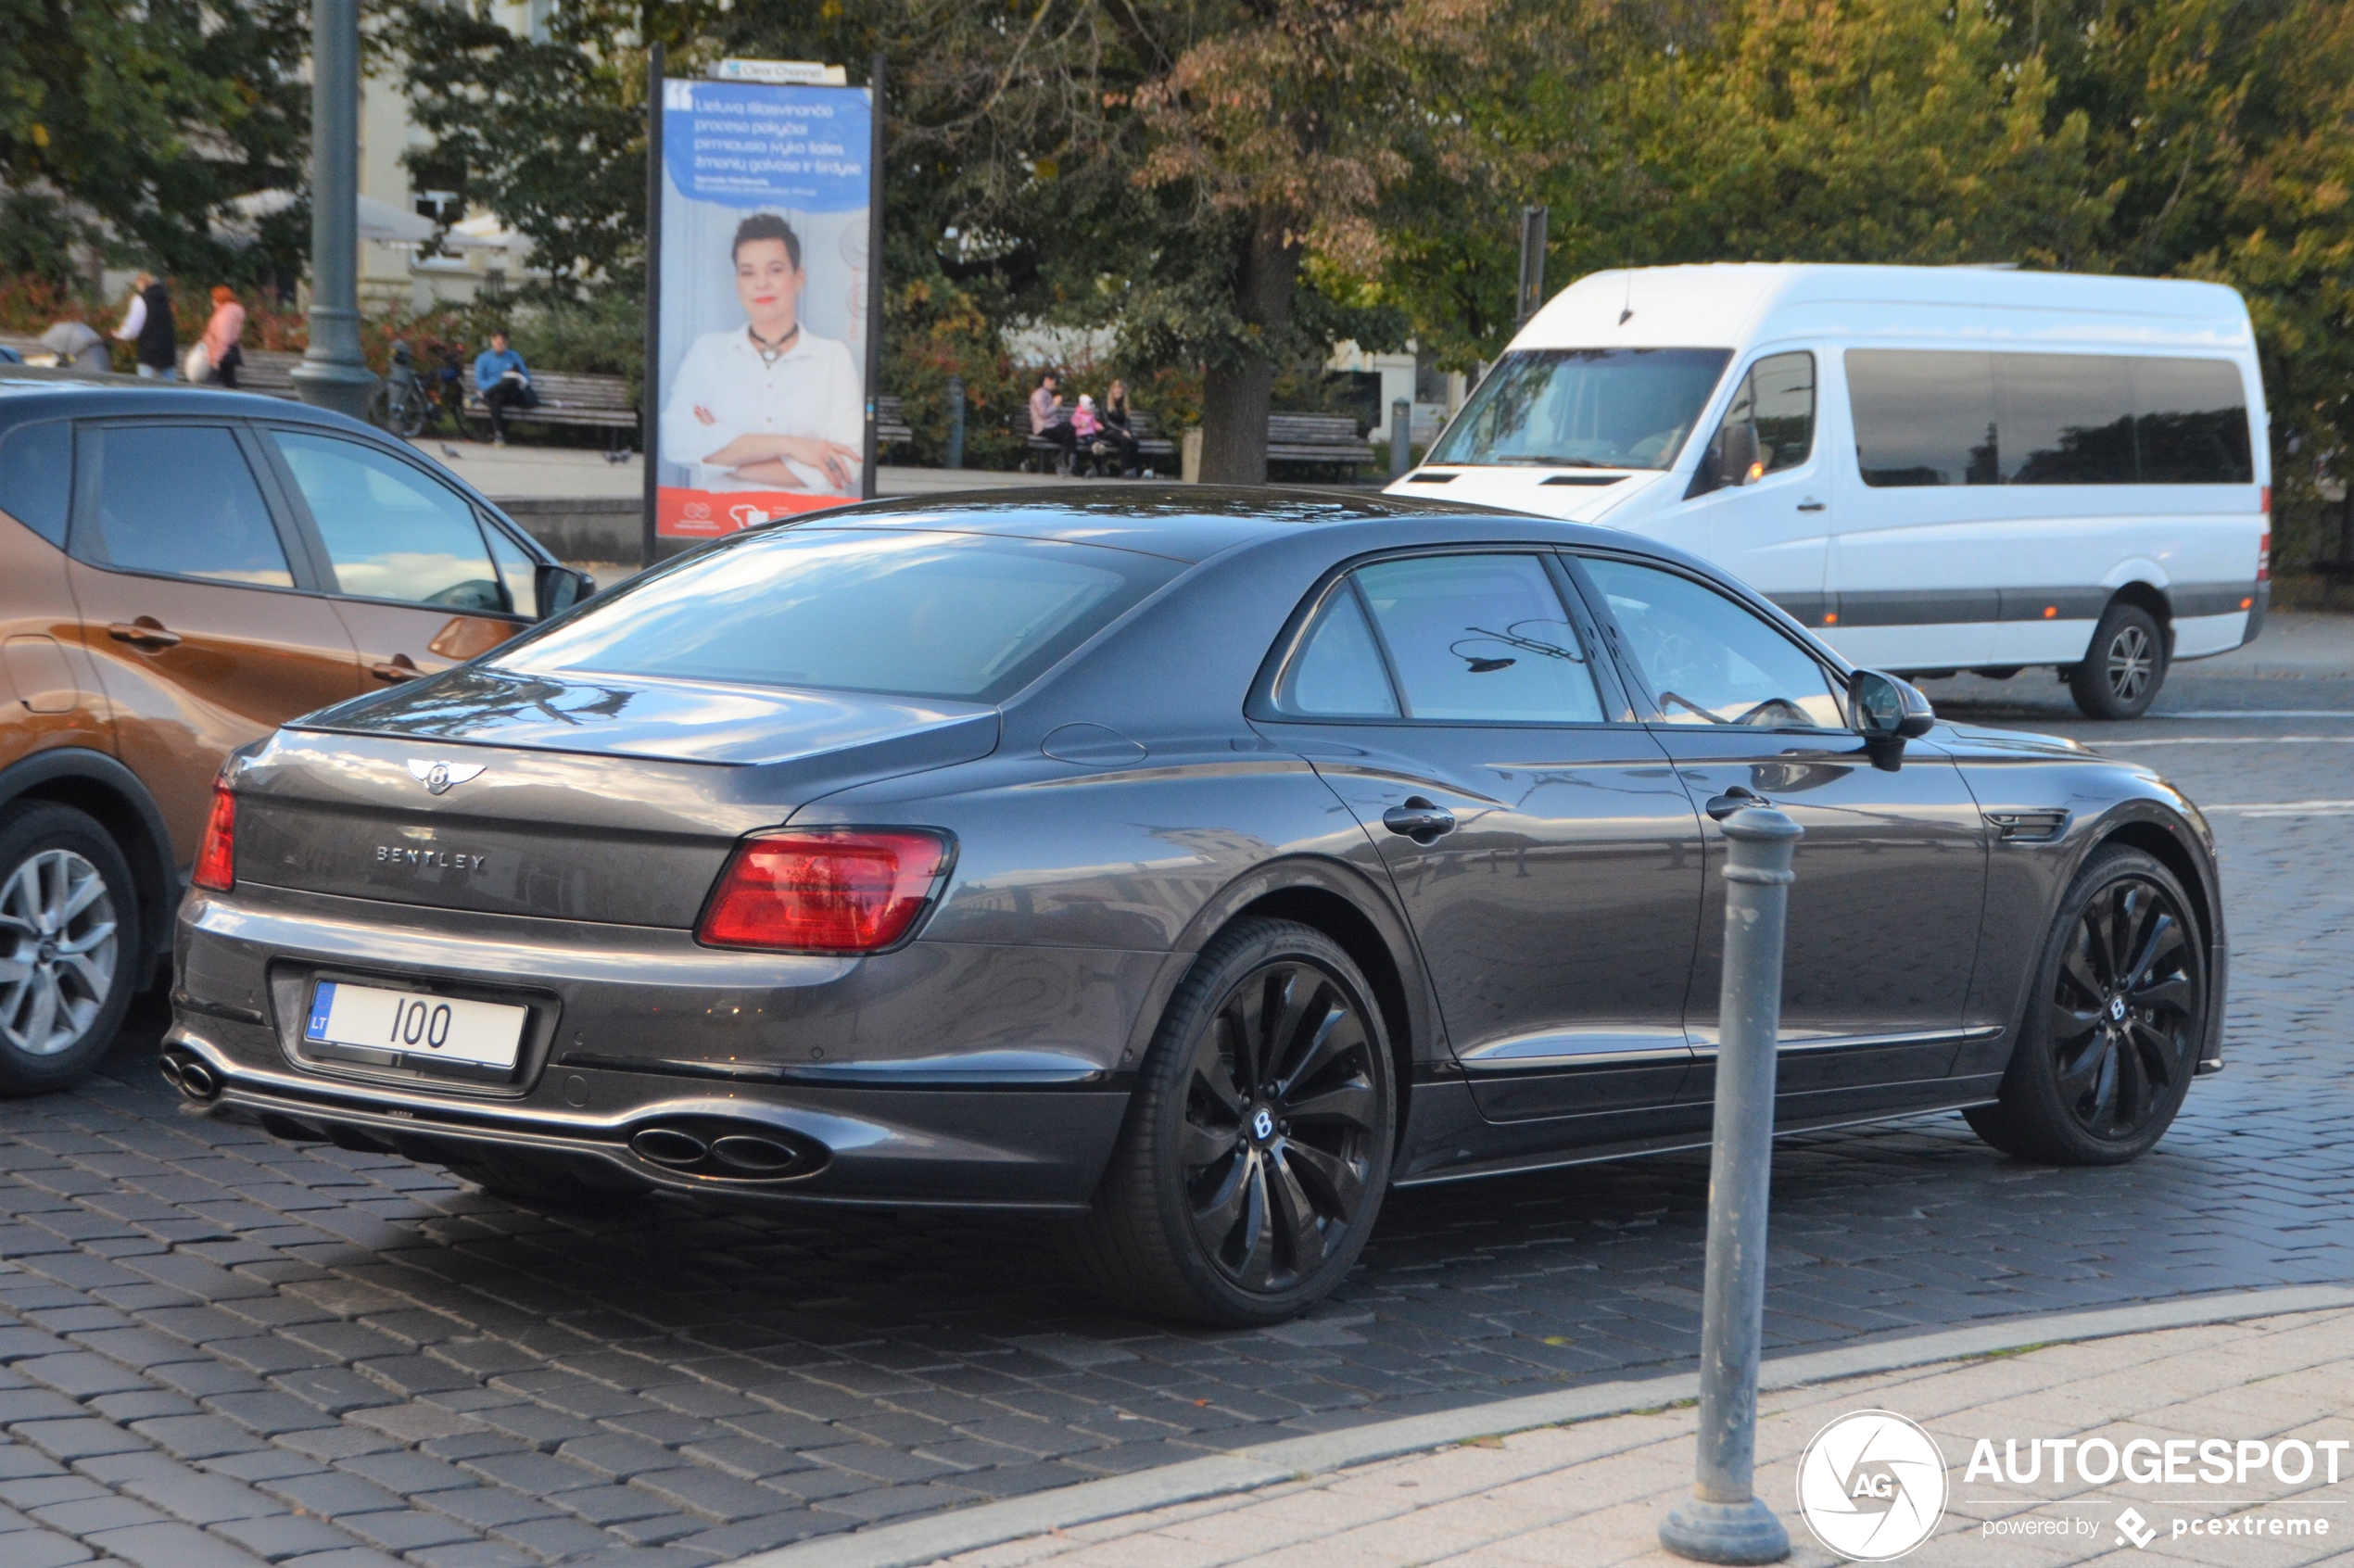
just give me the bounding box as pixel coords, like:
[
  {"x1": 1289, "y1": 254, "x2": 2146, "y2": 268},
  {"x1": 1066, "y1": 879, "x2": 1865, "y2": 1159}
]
[
  {"x1": 2259, "y1": 525, "x2": 2272, "y2": 582},
  {"x1": 193, "y1": 784, "x2": 237, "y2": 892},
  {"x1": 696, "y1": 829, "x2": 952, "y2": 953}
]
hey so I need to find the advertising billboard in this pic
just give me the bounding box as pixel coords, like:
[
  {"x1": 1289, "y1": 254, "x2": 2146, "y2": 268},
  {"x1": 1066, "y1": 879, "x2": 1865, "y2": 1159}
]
[{"x1": 652, "y1": 75, "x2": 874, "y2": 541}]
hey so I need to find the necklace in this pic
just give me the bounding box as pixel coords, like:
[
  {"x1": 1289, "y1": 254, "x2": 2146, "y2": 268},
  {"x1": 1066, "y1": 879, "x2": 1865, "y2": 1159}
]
[{"x1": 749, "y1": 323, "x2": 799, "y2": 366}]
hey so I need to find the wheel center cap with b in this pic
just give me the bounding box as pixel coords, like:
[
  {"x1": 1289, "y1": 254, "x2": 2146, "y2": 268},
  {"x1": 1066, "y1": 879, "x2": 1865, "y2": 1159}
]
[
  {"x1": 1250, "y1": 1107, "x2": 1276, "y2": 1143},
  {"x1": 35, "y1": 938, "x2": 57, "y2": 967},
  {"x1": 2108, "y1": 996, "x2": 2127, "y2": 1023}
]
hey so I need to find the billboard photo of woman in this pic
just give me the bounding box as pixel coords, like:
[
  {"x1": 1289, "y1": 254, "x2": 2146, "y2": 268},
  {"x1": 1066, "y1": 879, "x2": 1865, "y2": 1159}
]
[
  {"x1": 654, "y1": 75, "x2": 871, "y2": 538},
  {"x1": 661, "y1": 214, "x2": 862, "y2": 498}
]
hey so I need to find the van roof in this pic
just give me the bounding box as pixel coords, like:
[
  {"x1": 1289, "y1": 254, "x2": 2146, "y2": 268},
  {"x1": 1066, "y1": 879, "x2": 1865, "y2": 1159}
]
[{"x1": 1520, "y1": 263, "x2": 2254, "y2": 356}]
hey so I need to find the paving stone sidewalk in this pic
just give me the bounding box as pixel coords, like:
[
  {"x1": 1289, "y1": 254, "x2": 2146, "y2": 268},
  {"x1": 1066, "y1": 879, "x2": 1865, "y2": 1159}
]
[
  {"x1": 0, "y1": 681, "x2": 2345, "y2": 1568},
  {"x1": 943, "y1": 1306, "x2": 2354, "y2": 1568}
]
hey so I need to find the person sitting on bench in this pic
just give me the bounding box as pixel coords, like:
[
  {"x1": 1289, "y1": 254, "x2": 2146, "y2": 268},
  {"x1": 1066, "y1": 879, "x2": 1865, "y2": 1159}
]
[
  {"x1": 474, "y1": 331, "x2": 538, "y2": 447},
  {"x1": 1029, "y1": 370, "x2": 1077, "y2": 467}
]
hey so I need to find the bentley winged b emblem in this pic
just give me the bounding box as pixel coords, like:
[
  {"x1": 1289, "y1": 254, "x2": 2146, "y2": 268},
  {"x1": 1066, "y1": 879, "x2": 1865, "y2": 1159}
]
[{"x1": 408, "y1": 759, "x2": 487, "y2": 796}]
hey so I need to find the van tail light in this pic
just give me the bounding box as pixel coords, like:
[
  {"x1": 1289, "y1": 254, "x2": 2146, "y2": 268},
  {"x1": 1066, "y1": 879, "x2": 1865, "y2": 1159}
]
[
  {"x1": 193, "y1": 784, "x2": 237, "y2": 892},
  {"x1": 696, "y1": 829, "x2": 952, "y2": 953},
  {"x1": 2259, "y1": 527, "x2": 2272, "y2": 582}
]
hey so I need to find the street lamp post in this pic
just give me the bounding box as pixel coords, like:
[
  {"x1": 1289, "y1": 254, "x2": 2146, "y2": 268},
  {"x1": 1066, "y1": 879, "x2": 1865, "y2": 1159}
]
[{"x1": 291, "y1": 0, "x2": 379, "y2": 420}]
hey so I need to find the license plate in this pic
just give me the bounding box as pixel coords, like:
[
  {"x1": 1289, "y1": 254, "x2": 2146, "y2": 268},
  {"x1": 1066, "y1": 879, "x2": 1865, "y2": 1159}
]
[{"x1": 303, "y1": 981, "x2": 527, "y2": 1072}]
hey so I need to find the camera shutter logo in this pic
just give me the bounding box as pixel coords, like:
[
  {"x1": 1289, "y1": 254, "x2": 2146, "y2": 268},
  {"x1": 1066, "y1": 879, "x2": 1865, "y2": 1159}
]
[{"x1": 1796, "y1": 1410, "x2": 1948, "y2": 1560}]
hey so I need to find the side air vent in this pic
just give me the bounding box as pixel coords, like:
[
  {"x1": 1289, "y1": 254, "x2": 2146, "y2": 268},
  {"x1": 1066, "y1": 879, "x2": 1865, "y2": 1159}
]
[
  {"x1": 1540, "y1": 474, "x2": 1627, "y2": 487},
  {"x1": 1986, "y1": 809, "x2": 2069, "y2": 843},
  {"x1": 1405, "y1": 470, "x2": 1458, "y2": 483}
]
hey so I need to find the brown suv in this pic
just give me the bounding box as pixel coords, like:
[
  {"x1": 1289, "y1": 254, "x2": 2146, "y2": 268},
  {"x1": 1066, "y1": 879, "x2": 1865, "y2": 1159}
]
[{"x1": 0, "y1": 383, "x2": 591, "y2": 1091}]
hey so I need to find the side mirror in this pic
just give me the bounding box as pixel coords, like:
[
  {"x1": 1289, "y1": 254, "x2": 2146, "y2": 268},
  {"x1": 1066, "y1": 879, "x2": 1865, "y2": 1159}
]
[
  {"x1": 1716, "y1": 422, "x2": 1760, "y2": 488},
  {"x1": 534, "y1": 564, "x2": 596, "y2": 619},
  {"x1": 1851, "y1": 669, "x2": 1936, "y2": 742}
]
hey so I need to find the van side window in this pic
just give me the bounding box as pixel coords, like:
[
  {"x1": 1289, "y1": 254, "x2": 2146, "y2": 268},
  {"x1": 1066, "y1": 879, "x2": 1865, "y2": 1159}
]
[
  {"x1": 1849, "y1": 349, "x2": 2254, "y2": 487},
  {"x1": 1728, "y1": 353, "x2": 1815, "y2": 475},
  {"x1": 2133, "y1": 358, "x2": 2253, "y2": 484},
  {"x1": 1848, "y1": 351, "x2": 1999, "y2": 487}
]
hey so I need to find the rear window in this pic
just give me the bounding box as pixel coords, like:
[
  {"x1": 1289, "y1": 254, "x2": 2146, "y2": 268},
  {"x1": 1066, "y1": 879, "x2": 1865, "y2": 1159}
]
[{"x1": 495, "y1": 527, "x2": 1182, "y2": 702}]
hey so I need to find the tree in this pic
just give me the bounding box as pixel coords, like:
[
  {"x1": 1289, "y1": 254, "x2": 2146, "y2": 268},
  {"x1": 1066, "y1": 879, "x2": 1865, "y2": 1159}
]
[{"x1": 0, "y1": 0, "x2": 310, "y2": 283}]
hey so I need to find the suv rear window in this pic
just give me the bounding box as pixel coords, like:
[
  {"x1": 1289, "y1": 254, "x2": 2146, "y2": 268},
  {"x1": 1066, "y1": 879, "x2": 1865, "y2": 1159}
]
[{"x1": 494, "y1": 527, "x2": 1182, "y2": 702}]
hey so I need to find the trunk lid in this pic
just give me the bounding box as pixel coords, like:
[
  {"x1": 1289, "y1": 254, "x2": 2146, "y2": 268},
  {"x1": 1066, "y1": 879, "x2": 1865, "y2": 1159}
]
[{"x1": 234, "y1": 670, "x2": 996, "y2": 926}]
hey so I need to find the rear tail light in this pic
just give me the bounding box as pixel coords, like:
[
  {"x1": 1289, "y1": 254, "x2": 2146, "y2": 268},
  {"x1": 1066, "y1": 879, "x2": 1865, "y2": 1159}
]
[
  {"x1": 193, "y1": 783, "x2": 237, "y2": 892},
  {"x1": 696, "y1": 828, "x2": 952, "y2": 953},
  {"x1": 2259, "y1": 526, "x2": 2271, "y2": 582}
]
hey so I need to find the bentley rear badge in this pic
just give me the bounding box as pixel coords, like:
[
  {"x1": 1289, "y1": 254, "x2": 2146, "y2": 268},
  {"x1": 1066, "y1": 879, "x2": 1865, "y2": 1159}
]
[{"x1": 408, "y1": 759, "x2": 487, "y2": 796}]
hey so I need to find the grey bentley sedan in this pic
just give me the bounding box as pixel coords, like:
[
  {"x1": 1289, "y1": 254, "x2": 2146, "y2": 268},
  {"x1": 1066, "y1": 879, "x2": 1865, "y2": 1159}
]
[{"x1": 167, "y1": 491, "x2": 2225, "y2": 1324}]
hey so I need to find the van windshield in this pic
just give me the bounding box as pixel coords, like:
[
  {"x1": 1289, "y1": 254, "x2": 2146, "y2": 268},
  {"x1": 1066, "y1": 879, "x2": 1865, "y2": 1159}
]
[{"x1": 1428, "y1": 348, "x2": 1732, "y2": 471}]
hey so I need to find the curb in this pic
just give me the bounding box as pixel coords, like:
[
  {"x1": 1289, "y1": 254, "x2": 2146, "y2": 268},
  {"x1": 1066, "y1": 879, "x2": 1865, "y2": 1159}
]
[{"x1": 727, "y1": 1281, "x2": 2354, "y2": 1568}]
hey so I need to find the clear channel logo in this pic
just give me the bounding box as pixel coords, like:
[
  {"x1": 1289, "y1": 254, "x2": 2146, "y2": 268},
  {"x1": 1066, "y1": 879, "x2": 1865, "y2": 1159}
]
[{"x1": 1797, "y1": 1410, "x2": 1949, "y2": 1560}]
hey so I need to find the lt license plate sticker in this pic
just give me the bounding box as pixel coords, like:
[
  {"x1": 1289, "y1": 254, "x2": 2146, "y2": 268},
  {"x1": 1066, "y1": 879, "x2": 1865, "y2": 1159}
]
[{"x1": 303, "y1": 981, "x2": 527, "y2": 1071}]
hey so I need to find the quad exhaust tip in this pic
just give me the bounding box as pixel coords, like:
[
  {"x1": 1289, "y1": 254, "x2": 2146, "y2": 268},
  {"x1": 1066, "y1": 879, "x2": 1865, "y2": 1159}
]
[
  {"x1": 159, "y1": 1050, "x2": 219, "y2": 1102},
  {"x1": 627, "y1": 1119, "x2": 817, "y2": 1182}
]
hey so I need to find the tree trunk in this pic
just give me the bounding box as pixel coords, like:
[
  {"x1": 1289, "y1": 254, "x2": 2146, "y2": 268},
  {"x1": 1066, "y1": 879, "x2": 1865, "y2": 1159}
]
[{"x1": 1198, "y1": 212, "x2": 1300, "y2": 487}]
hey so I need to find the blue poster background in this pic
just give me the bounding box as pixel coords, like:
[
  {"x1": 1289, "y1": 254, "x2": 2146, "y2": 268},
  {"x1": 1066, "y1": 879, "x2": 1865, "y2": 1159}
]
[{"x1": 662, "y1": 80, "x2": 870, "y2": 211}]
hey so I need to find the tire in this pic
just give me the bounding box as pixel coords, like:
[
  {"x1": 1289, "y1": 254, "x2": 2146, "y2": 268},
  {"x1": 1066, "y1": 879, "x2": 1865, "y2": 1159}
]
[
  {"x1": 1965, "y1": 846, "x2": 2205, "y2": 1165},
  {"x1": 2068, "y1": 601, "x2": 2166, "y2": 720},
  {"x1": 0, "y1": 803, "x2": 140, "y2": 1094},
  {"x1": 391, "y1": 387, "x2": 429, "y2": 439},
  {"x1": 1071, "y1": 918, "x2": 1397, "y2": 1326}
]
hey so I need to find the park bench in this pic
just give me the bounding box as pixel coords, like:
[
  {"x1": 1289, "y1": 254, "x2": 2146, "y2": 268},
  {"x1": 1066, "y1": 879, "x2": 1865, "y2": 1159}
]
[
  {"x1": 876, "y1": 394, "x2": 913, "y2": 449},
  {"x1": 459, "y1": 369, "x2": 636, "y2": 446},
  {"x1": 1017, "y1": 409, "x2": 1181, "y2": 476},
  {"x1": 1265, "y1": 412, "x2": 1376, "y2": 471}
]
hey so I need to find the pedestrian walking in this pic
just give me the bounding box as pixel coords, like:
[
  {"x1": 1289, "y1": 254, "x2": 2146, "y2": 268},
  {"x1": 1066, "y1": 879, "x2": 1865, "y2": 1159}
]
[
  {"x1": 113, "y1": 272, "x2": 177, "y2": 379},
  {"x1": 196, "y1": 287, "x2": 247, "y2": 387},
  {"x1": 474, "y1": 330, "x2": 538, "y2": 447}
]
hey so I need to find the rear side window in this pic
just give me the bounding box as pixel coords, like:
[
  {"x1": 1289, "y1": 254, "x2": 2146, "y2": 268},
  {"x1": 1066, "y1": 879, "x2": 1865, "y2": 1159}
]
[
  {"x1": 83, "y1": 424, "x2": 293, "y2": 587},
  {"x1": 1848, "y1": 350, "x2": 2253, "y2": 487},
  {"x1": 496, "y1": 528, "x2": 1182, "y2": 703},
  {"x1": 1350, "y1": 554, "x2": 1604, "y2": 724},
  {"x1": 1278, "y1": 586, "x2": 1398, "y2": 717},
  {"x1": 0, "y1": 421, "x2": 70, "y2": 547}
]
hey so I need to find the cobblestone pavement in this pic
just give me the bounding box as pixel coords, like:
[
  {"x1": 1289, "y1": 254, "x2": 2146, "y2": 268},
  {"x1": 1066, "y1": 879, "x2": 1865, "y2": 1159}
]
[{"x1": 1, "y1": 662, "x2": 2348, "y2": 1568}]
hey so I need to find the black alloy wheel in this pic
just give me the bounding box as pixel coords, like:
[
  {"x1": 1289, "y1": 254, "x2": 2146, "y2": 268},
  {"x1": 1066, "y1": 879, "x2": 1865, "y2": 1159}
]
[
  {"x1": 2069, "y1": 601, "x2": 2166, "y2": 720},
  {"x1": 1073, "y1": 918, "x2": 1396, "y2": 1324},
  {"x1": 1966, "y1": 846, "x2": 2205, "y2": 1164}
]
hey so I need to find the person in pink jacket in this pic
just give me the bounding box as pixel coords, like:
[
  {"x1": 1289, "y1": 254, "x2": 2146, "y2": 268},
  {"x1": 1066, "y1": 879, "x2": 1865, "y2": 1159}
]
[{"x1": 198, "y1": 286, "x2": 247, "y2": 387}]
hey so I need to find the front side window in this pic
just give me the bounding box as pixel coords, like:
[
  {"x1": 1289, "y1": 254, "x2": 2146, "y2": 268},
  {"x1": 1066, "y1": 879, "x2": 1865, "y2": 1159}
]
[
  {"x1": 1428, "y1": 348, "x2": 1732, "y2": 471},
  {"x1": 273, "y1": 433, "x2": 505, "y2": 612},
  {"x1": 1292, "y1": 554, "x2": 1606, "y2": 724},
  {"x1": 1581, "y1": 557, "x2": 1844, "y2": 729},
  {"x1": 496, "y1": 528, "x2": 1180, "y2": 703},
  {"x1": 83, "y1": 424, "x2": 293, "y2": 587},
  {"x1": 1694, "y1": 351, "x2": 1816, "y2": 495}
]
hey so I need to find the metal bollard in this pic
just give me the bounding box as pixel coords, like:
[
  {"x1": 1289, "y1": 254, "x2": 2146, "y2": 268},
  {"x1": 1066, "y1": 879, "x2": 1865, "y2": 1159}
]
[
  {"x1": 1390, "y1": 398, "x2": 1413, "y2": 480},
  {"x1": 945, "y1": 376, "x2": 967, "y2": 470},
  {"x1": 1661, "y1": 805, "x2": 1803, "y2": 1565}
]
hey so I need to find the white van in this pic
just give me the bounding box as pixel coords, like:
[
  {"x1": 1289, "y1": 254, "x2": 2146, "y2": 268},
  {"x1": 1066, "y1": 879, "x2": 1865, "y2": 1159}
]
[{"x1": 1387, "y1": 264, "x2": 2271, "y2": 718}]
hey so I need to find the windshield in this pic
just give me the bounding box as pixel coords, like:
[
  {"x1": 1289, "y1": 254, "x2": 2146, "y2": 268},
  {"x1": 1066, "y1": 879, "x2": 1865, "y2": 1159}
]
[
  {"x1": 1427, "y1": 348, "x2": 1733, "y2": 470},
  {"x1": 494, "y1": 527, "x2": 1181, "y2": 703}
]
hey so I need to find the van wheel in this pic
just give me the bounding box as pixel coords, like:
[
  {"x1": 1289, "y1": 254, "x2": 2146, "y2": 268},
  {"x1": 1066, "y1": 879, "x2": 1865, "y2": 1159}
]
[
  {"x1": 0, "y1": 803, "x2": 139, "y2": 1094},
  {"x1": 2069, "y1": 601, "x2": 2165, "y2": 720},
  {"x1": 1070, "y1": 919, "x2": 1395, "y2": 1326}
]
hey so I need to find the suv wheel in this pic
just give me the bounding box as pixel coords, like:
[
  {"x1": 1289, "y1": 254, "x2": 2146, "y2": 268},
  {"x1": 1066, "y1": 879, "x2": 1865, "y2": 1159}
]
[
  {"x1": 0, "y1": 803, "x2": 139, "y2": 1094},
  {"x1": 1965, "y1": 846, "x2": 2204, "y2": 1164},
  {"x1": 2069, "y1": 601, "x2": 2166, "y2": 720},
  {"x1": 1071, "y1": 918, "x2": 1396, "y2": 1325}
]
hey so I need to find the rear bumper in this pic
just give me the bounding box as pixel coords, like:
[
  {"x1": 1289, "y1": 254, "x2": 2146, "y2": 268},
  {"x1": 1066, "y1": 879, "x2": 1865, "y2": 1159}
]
[{"x1": 171, "y1": 884, "x2": 1165, "y2": 1211}]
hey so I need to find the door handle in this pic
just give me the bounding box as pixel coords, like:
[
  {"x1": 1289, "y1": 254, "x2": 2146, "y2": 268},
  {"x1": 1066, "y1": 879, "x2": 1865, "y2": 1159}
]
[
  {"x1": 1382, "y1": 797, "x2": 1456, "y2": 842},
  {"x1": 369, "y1": 654, "x2": 422, "y2": 683},
  {"x1": 1705, "y1": 785, "x2": 1767, "y2": 820},
  {"x1": 1795, "y1": 498, "x2": 1826, "y2": 512},
  {"x1": 106, "y1": 619, "x2": 182, "y2": 650}
]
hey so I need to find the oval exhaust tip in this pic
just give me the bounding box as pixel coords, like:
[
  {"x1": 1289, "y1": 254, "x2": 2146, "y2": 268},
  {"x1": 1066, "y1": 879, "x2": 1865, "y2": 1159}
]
[
  {"x1": 629, "y1": 1127, "x2": 709, "y2": 1167},
  {"x1": 708, "y1": 1134, "x2": 799, "y2": 1174},
  {"x1": 158, "y1": 1056, "x2": 185, "y2": 1092},
  {"x1": 179, "y1": 1060, "x2": 217, "y2": 1098}
]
